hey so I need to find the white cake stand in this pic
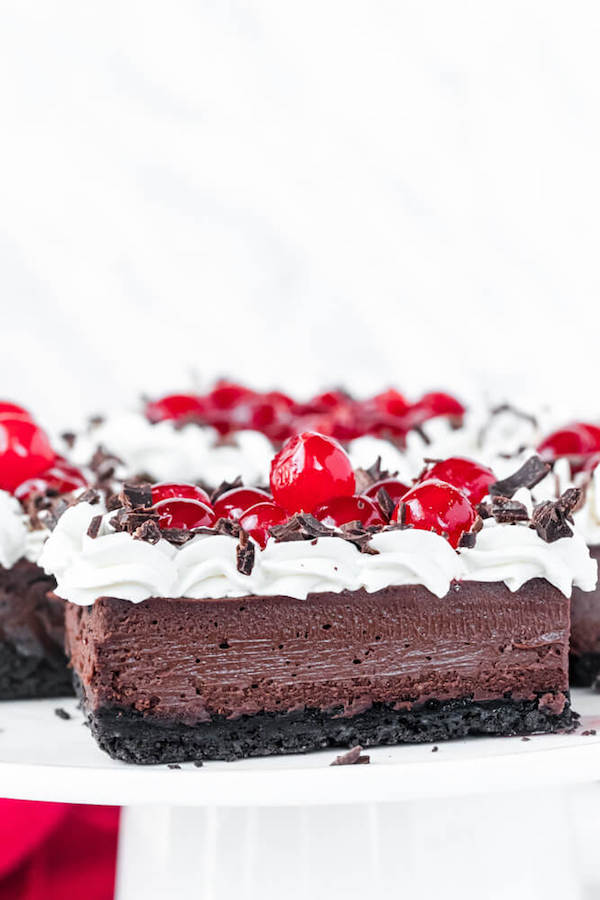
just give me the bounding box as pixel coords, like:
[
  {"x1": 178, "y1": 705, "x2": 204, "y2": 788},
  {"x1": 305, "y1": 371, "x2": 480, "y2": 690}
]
[{"x1": 1, "y1": 690, "x2": 600, "y2": 900}]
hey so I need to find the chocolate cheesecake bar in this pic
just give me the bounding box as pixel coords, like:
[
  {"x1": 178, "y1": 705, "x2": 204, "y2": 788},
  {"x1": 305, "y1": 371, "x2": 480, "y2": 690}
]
[
  {"x1": 40, "y1": 435, "x2": 597, "y2": 763},
  {"x1": 0, "y1": 403, "x2": 88, "y2": 699}
]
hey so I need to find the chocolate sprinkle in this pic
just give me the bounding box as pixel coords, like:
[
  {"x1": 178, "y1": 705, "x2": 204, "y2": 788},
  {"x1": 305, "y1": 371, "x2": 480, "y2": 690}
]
[
  {"x1": 87, "y1": 515, "x2": 103, "y2": 539},
  {"x1": 236, "y1": 530, "x2": 255, "y2": 575},
  {"x1": 489, "y1": 496, "x2": 529, "y2": 524},
  {"x1": 210, "y1": 476, "x2": 243, "y2": 504},
  {"x1": 120, "y1": 482, "x2": 153, "y2": 509},
  {"x1": 133, "y1": 520, "x2": 162, "y2": 544},
  {"x1": 489, "y1": 456, "x2": 550, "y2": 498},
  {"x1": 531, "y1": 488, "x2": 581, "y2": 543},
  {"x1": 376, "y1": 487, "x2": 395, "y2": 522},
  {"x1": 330, "y1": 745, "x2": 370, "y2": 766}
]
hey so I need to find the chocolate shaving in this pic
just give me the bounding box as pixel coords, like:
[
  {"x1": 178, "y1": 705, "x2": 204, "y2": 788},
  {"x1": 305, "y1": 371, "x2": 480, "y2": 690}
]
[
  {"x1": 531, "y1": 488, "x2": 581, "y2": 543},
  {"x1": 89, "y1": 446, "x2": 122, "y2": 482},
  {"x1": 105, "y1": 493, "x2": 122, "y2": 512},
  {"x1": 354, "y1": 457, "x2": 396, "y2": 493},
  {"x1": 236, "y1": 530, "x2": 255, "y2": 575},
  {"x1": 87, "y1": 515, "x2": 103, "y2": 539},
  {"x1": 330, "y1": 745, "x2": 370, "y2": 766},
  {"x1": 476, "y1": 502, "x2": 492, "y2": 519},
  {"x1": 339, "y1": 521, "x2": 380, "y2": 554},
  {"x1": 490, "y1": 402, "x2": 538, "y2": 429},
  {"x1": 489, "y1": 495, "x2": 529, "y2": 524},
  {"x1": 61, "y1": 431, "x2": 76, "y2": 448},
  {"x1": 376, "y1": 487, "x2": 395, "y2": 522},
  {"x1": 459, "y1": 532, "x2": 477, "y2": 549},
  {"x1": 120, "y1": 482, "x2": 152, "y2": 509},
  {"x1": 270, "y1": 513, "x2": 336, "y2": 542},
  {"x1": 396, "y1": 501, "x2": 408, "y2": 528},
  {"x1": 76, "y1": 488, "x2": 101, "y2": 506},
  {"x1": 159, "y1": 527, "x2": 195, "y2": 546},
  {"x1": 133, "y1": 520, "x2": 161, "y2": 544},
  {"x1": 489, "y1": 456, "x2": 550, "y2": 498},
  {"x1": 210, "y1": 476, "x2": 243, "y2": 504}
]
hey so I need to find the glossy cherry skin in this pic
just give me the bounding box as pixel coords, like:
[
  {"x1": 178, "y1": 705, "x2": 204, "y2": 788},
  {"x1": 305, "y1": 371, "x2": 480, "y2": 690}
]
[
  {"x1": 0, "y1": 402, "x2": 33, "y2": 421},
  {"x1": 151, "y1": 482, "x2": 212, "y2": 506},
  {"x1": 207, "y1": 381, "x2": 256, "y2": 410},
  {"x1": 419, "y1": 457, "x2": 495, "y2": 505},
  {"x1": 14, "y1": 459, "x2": 87, "y2": 500},
  {"x1": 537, "y1": 423, "x2": 600, "y2": 462},
  {"x1": 145, "y1": 394, "x2": 206, "y2": 424},
  {"x1": 0, "y1": 419, "x2": 57, "y2": 493},
  {"x1": 314, "y1": 494, "x2": 385, "y2": 529},
  {"x1": 213, "y1": 487, "x2": 272, "y2": 522},
  {"x1": 247, "y1": 393, "x2": 295, "y2": 441},
  {"x1": 408, "y1": 392, "x2": 466, "y2": 427},
  {"x1": 239, "y1": 501, "x2": 287, "y2": 548},
  {"x1": 364, "y1": 478, "x2": 410, "y2": 508},
  {"x1": 371, "y1": 389, "x2": 410, "y2": 418},
  {"x1": 152, "y1": 498, "x2": 215, "y2": 530},
  {"x1": 392, "y1": 478, "x2": 477, "y2": 548},
  {"x1": 270, "y1": 431, "x2": 356, "y2": 514}
]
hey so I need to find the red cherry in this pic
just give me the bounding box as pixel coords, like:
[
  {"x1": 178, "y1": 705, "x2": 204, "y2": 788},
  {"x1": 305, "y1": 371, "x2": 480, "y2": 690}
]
[
  {"x1": 419, "y1": 457, "x2": 495, "y2": 505},
  {"x1": 392, "y1": 478, "x2": 476, "y2": 548},
  {"x1": 314, "y1": 495, "x2": 385, "y2": 529},
  {"x1": 153, "y1": 498, "x2": 215, "y2": 530},
  {"x1": 408, "y1": 392, "x2": 466, "y2": 427},
  {"x1": 247, "y1": 393, "x2": 295, "y2": 441},
  {"x1": 207, "y1": 381, "x2": 256, "y2": 410},
  {"x1": 14, "y1": 459, "x2": 87, "y2": 500},
  {"x1": 371, "y1": 389, "x2": 410, "y2": 418},
  {"x1": 151, "y1": 482, "x2": 211, "y2": 506},
  {"x1": 0, "y1": 401, "x2": 33, "y2": 422},
  {"x1": 364, "y1": 478, "x2": 410, "y2": 507},
  {"x1": 0, "y1": 419, "x2": 56, "y2": 493},
  {"x1": 537, "y1": 423, "x2": 600, "y2": 461},
  {"x1": 213, "y1": 487, "x2": 272, "y2": 521},
  {"x1": 239, "y1": 501, "x2": 287, "y2": 548},
  {"x1": 270, "y1": 431, "x2": 356, "y2": 514},
  {"x1": 145, "y1": 394, "x2": 206, "y2": 424}
]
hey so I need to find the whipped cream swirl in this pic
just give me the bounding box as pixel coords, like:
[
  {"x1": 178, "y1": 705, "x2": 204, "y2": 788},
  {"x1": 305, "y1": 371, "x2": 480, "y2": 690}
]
[
  {"x1": 68, "y1": 411, "x2": 274, "y2": 485},
  {"x1": 40, "y1": 497, "x2": 597, "y2": 606},
  {"x1": 0, "y1": 490, "x2": 50, "y2": 569}
]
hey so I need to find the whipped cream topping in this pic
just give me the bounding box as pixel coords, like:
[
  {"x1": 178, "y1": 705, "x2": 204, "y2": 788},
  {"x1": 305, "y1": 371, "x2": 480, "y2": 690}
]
[
  {"x1": 0, "y1": 490, "x2": 49, "y2": 569},
  {"x1": 40, "y1": 497, "x2": 598, "y2": 606},
  {"x1": 68, "y1": 411, "x2": 274, "y2": 486}
]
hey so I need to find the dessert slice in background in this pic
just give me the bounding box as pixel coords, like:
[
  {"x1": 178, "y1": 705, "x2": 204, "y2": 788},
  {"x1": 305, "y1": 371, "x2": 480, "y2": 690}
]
[
  {"x1": 0, "y1": 402, "x2": 88, "y2": 699},
  {"x1": 40, "y1": 434, "x2": 597, "y2": 763}
]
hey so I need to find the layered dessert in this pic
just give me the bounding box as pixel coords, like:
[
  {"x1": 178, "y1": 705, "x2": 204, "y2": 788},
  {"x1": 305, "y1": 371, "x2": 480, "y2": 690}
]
[
  {"x1": 0, "y1": 402, "x2": 88, "y2": 699},
  {"x1": 40, "y1": 432, "x2": 596, "y2": 763}
]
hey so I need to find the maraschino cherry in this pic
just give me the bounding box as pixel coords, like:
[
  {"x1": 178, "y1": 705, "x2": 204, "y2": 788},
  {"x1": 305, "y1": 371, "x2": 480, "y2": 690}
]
[
  {"x1": 213, "y1": 487, "x2": 271, "y2": 522},
  {"x1": 408, "y1": 392, "x2": 465, "y2": 426},
  {"x1": 392, "y1": 478, "x2": 476, "y2": 548},
  {"x1": 152, "y1": 497, "x2": 215, "y2": 530},
  {"x1": 270, "y1": 431, "x2": 355, "y2": 514},
  {"x1": 151, "y1": 482, "x2": 211, "y2": 506},
  {"x1": 314, "y1": 495, "x2": 385, "y2": 529},
  {"x1": 0, "y1": 402, "x2": 33, "y2": 421},
  {"x1": 15, "y1": 459, "x2": 87, "y2": 500},
  {"x1": 537, "y1": 423, "x2": 600, "y2": 462},
  {"x1": 239, "y1": 501, "x2": 287, "y2": 548},
  {"x1": 364, "y1": 478, "x2": 410, "y2": 510},
  {"x1": 0, "y1": 419, "x2": 56, "y2": 493},
  {"x1": 145, "y1": 394, "x2": 206, "y2": 424},
  {"x1": 418, "y1": 457, "x2": 494, "y2": 505}
]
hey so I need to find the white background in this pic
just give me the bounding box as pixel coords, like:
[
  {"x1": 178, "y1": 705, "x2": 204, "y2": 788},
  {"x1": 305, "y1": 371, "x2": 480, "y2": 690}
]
[{"x1": 1, "y1": 1, "x2": 599, "y2": 425}]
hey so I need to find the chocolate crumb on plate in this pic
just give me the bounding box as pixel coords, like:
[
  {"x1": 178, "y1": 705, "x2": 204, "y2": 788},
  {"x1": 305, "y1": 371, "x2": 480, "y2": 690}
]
[
  {"x1": 330, "y1": 745, "x2": 371, "y2": 766},
  {"x1": 167, "y1": 763, "x2": 181, "y2": 769},
  {"x1": 54, "y1": 708, "x2": 71, "y2": 721},
  {"x1": 431, "y1": 745, "x2": 439, "y2": 752},
  {"x1": 193, "y1": 760, "x2": 204, "y2": 768},
  {"x1": 581, "y1": 729, "x2": 597, "y2": 737}
]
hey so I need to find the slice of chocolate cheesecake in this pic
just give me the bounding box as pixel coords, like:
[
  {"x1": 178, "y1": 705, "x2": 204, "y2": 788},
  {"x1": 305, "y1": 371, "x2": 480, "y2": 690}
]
[{"x1": 40, "y1": 436, "x2": 597, "y2": 764}]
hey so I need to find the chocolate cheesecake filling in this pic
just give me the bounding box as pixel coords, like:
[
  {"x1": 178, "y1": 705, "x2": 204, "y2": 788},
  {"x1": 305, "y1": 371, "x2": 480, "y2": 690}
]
[
  {"x1": 0, "y1": 559, "x2": 72, "y2": 699},
  {"x1": 67, "y1": 578, "x2": 570, "y2": 731}
]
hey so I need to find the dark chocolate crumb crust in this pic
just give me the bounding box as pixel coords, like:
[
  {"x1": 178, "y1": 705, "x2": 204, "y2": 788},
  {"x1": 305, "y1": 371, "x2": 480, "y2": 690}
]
[{"x1": 75, "y1": 681, "x2": 577, "y2": 765}]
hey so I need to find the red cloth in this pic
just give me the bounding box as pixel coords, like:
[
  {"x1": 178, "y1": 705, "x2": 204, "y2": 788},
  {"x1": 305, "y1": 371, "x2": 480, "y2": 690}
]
[{"x1": 0, "y1": 801, "x2": 119, "y2": 900}]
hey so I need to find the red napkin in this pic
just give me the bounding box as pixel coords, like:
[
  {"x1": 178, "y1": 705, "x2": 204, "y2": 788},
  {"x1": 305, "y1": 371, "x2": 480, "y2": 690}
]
[{"x1": 0, "y1": 801, "x2": 119, "y2": 900}]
